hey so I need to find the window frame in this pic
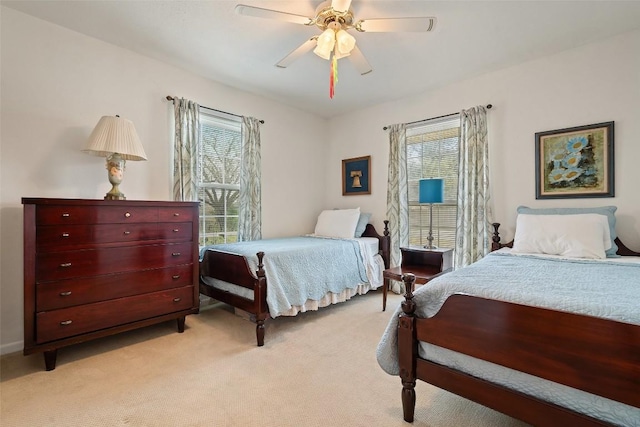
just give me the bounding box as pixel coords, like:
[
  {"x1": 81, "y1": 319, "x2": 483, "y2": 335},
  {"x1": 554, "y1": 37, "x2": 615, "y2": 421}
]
[
  {"x1": 197, "y1": 110, "x2": 242, "y2": 247},
  {"x1": 406, "y1": 114, "x2": 461, "y2": 249}
]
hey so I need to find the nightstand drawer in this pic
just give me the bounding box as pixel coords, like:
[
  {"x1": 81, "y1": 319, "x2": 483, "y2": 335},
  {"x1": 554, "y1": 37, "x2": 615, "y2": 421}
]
[
  {"x1": 36, "y1": 286, "x2": 194, "y2": 343},
  {"x1": 36, "y1": 264, "x2": 193, "y2": 311}
]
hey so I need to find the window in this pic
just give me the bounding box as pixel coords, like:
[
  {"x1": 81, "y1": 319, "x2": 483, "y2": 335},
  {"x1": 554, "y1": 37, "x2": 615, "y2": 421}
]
[
  {"x1": 198, "y1": 111, "x2": 242, "y2": 246},
  {"x1": 406, "y1": 115, "x2": 460, "y2": 249}
]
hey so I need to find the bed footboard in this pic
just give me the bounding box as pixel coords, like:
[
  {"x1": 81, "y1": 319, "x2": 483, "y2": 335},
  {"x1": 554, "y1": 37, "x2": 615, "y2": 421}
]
[
  {"x1": 397, "y1": 274, "x2": 640, "y2": 425},
  {"x1": 199, "y1": 250, "x2": 268, "y2": 346}
]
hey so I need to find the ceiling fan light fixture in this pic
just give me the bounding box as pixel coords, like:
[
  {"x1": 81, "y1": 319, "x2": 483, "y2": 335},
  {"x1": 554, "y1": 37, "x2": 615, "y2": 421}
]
[
  {"x1": 335, "y1": 29, "x2": 356, "y2": 55},
  {"x1": 313, "y1": 28, "x2": 336, "y2": 60}
]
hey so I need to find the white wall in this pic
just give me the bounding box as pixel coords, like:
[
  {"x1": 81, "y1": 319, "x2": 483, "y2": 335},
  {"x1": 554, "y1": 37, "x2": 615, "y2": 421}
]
[
  {"x1": 327, "y1": 29, "x2": 640, "y2": 249},
  {"x1": 0, "y1": 7, "x2": 328, "y2": 354}
]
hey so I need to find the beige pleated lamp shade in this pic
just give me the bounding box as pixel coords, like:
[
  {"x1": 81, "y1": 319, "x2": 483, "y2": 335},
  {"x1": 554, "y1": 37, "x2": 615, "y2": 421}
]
[{"x1": 84, "y1": 115, "x2": 147, "y2": 160}]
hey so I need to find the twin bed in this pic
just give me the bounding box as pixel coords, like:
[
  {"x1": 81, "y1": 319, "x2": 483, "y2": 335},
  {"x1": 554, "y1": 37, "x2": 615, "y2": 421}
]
[
  {"x1": 199, "y1": 209, "x2": 390, "y2": 346},
  {"x1": 377, "y1": 207, "x2": 640, "y2": 426},
  {"x1": 199, "y1": 204, "x2": 638, "y2": 425}
]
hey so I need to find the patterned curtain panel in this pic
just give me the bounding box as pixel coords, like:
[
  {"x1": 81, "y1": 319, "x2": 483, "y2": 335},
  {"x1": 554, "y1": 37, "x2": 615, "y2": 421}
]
[
  {"x1": 386, "y1": 123, "x2": 409, "y2": 293},
  {"x1": 237, "y1": 116, "x2": 262, "y2": 241},
  {"x1": 172, "y1": 98, "x2": 200, "y2": 202},
  {"x1": 455, "y1": 106, "x2": 493, "y2": 268}
]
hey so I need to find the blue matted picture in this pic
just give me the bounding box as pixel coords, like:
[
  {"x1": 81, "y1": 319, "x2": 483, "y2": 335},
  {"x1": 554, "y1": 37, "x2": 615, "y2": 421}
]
[{"x1": 342, "y1": 155, "x2": 371, "y2": 196}]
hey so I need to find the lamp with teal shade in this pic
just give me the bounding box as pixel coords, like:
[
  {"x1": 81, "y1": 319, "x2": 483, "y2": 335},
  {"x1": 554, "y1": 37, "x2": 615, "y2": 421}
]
[{"x1": 419, "y1": 178, "x2": 444, "y2": 249}]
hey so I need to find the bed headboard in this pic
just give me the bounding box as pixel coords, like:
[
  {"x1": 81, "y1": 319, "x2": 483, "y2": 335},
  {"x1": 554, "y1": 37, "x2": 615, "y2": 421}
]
[
  {"x1": 490, "y1": 222, "x2": 640, "y2": 256},
  {"x1": 361, "y1": 220, "x2": 391, "y2": 268}
]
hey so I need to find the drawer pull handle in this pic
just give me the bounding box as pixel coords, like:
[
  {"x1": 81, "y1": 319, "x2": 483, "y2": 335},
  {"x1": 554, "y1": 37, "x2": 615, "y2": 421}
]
[
  {"x1": 124, "y1": 212, "x2": 131, "y2": 218},
  {"x1": 172, "y1": 252, "x2": 181, "y2": 257},
  {"x1": 61, "y1": 233, "x2": 70, "y2": 238},
  {"x1": 172, "y1": 275, "x2": 180, "y2": 279},
  {"x1": 61, "y1": 213, "x2": 70, "y2": 217},
  {"x1": 59, "y1": 291, "x2": 72, "y2": 296},
  {"x1": 173, "y1": 229, "x2": 179, "y2": 232},
  {"x1": 173, "y1": 297, "x2": 182, "y2": 303},
  {"x1": 123, "y1": 231, "x2": 131, "y2": 235},
  {"x1": 60, "y1": 262, "x2": 72, "y2": 268},
  {"x1": 173, "y1": 213, "x2": 180, "y2": 217},
  {"x1": 60, "y1": 320, "x2": 73, "y2": 326}
]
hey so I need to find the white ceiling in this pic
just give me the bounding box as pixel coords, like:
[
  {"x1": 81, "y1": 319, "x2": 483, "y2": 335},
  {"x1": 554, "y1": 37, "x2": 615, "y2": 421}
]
[{"x1": 4, "y1": 0, "x2": 640, "y2": 118}]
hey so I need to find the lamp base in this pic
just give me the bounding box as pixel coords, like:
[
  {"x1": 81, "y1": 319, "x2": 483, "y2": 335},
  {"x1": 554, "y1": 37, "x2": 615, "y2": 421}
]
[
  {"x1": 423, "y1": 244, "x2": 438, "y2": 250},
  {"x1": 104, "y1": 153, "x2": 126, "y2": 200},
  {"x1": 104, "y1": 192, "x2": 126, "y2": 201}
]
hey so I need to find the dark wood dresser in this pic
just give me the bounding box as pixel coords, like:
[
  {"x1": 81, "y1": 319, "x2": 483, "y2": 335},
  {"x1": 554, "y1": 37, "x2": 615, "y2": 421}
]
[{"x1": 22, "y1": 198, "x2": 200, "y2": 370}]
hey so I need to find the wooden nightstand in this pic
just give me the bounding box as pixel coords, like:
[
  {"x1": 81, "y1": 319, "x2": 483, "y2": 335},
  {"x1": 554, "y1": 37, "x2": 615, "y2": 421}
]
[{"x1": 382, "y1": 246, "x2": 453, "y2": 311}]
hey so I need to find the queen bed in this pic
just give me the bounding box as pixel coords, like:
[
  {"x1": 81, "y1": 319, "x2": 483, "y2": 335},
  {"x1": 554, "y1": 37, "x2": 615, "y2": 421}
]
[
  {"x1": 200, "y1": 208, "x2": 390, "y2": 346},
  {"x1": 377, "y1": 207, "x2": 640, "y2": 426}
]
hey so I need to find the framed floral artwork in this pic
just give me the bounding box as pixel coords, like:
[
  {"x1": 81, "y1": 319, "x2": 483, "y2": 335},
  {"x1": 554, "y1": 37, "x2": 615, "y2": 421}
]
[
  {"x1": 535, "y1": 122, "x2": 614, "y2": 199},
  {"x1": 342, "y1": 155, "x2": 371, "y2": 195}
]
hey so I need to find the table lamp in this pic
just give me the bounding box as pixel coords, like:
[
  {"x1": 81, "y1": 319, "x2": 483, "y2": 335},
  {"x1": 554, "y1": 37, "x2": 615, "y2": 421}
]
[
  {"x1": 419, "y1": 178, "x2": 444, "y2": 249},
  {"x1": 83, "y1": 115, "x2": 147, "y2": 200}
]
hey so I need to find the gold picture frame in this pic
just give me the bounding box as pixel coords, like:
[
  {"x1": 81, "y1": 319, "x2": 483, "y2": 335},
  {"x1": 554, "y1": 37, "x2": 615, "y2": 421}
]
[
  {"x1": 342, "y1": 156, "x2": 371, "y2": 196},
  {"x1": 535, "y1": 122, "x2": 614, "y2": 199}
]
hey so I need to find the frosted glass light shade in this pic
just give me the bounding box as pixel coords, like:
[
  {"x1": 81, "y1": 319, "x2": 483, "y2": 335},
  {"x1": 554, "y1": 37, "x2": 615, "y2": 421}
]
[
  {"x1": 419, "y1": 178, "x2": 444, "y2": 204},
  {"x1": 84, "y1": 115, "x2": 147, "y2": 160},
  {"x1": 335, "y1": 30, "x2": 356, "y2": 55},
  {"x1": 313, "y1": 29, "x2": 336, "y2": 60}
]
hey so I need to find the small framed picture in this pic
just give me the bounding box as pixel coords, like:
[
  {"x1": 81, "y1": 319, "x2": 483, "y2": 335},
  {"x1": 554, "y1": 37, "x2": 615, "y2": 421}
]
[
  {"x1": 342, "y1": 155, "x2": 371, "y2": 196},
  {"x1": 535, "y1": 122, "x2": 614, "y2": 199}
]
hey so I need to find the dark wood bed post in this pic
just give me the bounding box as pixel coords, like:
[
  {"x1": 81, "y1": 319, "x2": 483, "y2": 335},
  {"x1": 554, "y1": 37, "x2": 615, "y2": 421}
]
[
  {"x1": 382, "y1": 220, "x2": 391, "y2": 268},
  {"x1": 491, "y1": 223, "x2": 502, "y2": 252},
  {"x1": 491, "y1": 222, "x2": 513, "y2": 251},
  {"x1": 254, "y1": 252, "x2": 267, "y2": 347},
  {"x1": 397, "y1": 273, "x2": 418, "y2": 422}
]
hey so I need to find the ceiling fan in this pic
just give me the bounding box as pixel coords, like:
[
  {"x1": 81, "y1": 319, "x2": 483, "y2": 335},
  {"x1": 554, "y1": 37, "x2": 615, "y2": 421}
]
[{"x1": 235, "y1": 0, "x2": 436, "y2": 98}]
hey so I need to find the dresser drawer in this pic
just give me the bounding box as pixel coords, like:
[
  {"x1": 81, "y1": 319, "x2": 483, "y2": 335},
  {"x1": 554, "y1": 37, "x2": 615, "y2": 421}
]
[
  {"x1": 36, "y1": 264, "x2": 194, "y2": 311},
  {"x1": 156, "y1": 222, "x2": 193, "y2": 241},
  {"x1": 36, "y1": 286, "x2": 194, "y2": 343},
  {"x1": 36, "y1": 242, "x2": 194, "y2": 281},
  {"x1": 158, "y1": 207, "x2": 195, "y2": 222},
  {"x1": 37, "y1": 223, "x2": 162, "y2": 250},
  {"x1": 36, "y1": 205, "x2": 158, "y2": 225}
]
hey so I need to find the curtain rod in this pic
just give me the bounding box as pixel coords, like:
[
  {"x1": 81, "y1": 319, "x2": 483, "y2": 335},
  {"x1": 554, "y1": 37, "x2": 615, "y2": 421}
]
[
  {"x1": 382, "y1": 104, "x2": 492, "y2": 131},
  {"x1": 166, "y1": 96, "x2": 265, "y2": 124}
]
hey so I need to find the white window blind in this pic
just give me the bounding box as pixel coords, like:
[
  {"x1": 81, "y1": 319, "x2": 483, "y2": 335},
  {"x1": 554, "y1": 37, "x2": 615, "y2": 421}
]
[
  {"x1": 198, "y1": 112, "x2": 242, "y2": 246},
  {"x1": 406, "y1": 115, "x2": 460, "y2": 249}
]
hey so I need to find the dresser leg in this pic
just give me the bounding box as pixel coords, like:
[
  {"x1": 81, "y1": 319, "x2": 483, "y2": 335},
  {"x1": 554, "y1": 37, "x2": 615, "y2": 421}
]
[
  {"x1": 176, "y1": 316, "x2": 186, "y2": 333},
  {"x1": 44, "y1": 350, "x2": 57, "y2": 371}
]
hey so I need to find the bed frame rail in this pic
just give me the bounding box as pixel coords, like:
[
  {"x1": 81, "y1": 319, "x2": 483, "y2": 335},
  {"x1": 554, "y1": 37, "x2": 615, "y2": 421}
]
[
  {"x1": 398, "y1": 272, "x2": 640, "y2": 426},
  {"x1": 415, "y1": 294, "x2": 640, "y2": 407}
]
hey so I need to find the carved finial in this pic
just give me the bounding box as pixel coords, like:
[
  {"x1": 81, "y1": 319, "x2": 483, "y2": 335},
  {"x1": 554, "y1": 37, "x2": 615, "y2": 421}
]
[{"x1": 401, "y1": 273, "x2": 416, "y2": 315}]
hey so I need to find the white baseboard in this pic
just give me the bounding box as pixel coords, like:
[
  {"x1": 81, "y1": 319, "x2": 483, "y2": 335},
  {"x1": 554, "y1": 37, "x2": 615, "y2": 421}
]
[{"x1": 0, "y1": 340, "x2": 23, "y2": 356}]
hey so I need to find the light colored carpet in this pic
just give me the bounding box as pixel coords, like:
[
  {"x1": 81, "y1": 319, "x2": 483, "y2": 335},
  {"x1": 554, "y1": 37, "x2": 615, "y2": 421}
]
[{"x1": 1, "y1": 291, "x2": 528, "y2": 427}]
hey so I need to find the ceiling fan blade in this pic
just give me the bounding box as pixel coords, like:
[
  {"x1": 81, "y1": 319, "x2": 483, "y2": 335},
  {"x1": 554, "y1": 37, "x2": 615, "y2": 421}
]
[
  {"x1": 356, "y1": 17, "x2": 437, "y2": 32},
  {"x1": 331, "y1": 0, "x2": 352, "y2": 12},
  {"x1": 348, "y1": 46, "x2": 372, "y2": 75},
  {"x1": 235, "y1": 4, "x2": 312, "y2": 25},
  {"x1": 276, "y1": 37, "x2": 318, "y2": 68}
]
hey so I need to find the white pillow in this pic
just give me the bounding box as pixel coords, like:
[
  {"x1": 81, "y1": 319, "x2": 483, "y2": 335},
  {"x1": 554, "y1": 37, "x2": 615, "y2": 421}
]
[
  {"x1": 512, "y1": 214, "x2": 609, "y2": 259},
  {"x1": 314, "y1": 208, "x2": 361, "y2": 238}
]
